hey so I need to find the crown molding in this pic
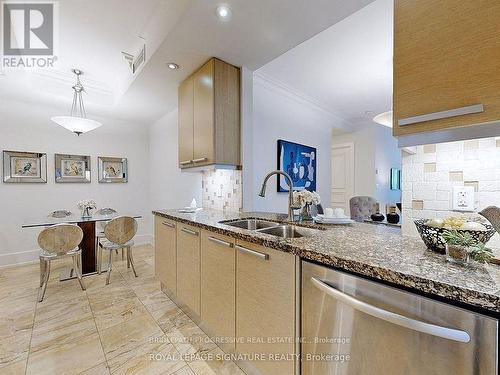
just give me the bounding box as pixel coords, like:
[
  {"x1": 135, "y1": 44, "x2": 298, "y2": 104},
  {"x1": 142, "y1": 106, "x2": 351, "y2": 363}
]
[{"x1": 253, "y1": 71, "x2": 351, "y2": 131}]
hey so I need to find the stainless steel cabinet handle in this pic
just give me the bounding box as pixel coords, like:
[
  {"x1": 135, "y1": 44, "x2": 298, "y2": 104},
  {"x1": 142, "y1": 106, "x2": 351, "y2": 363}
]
[
  {"x1": 162, "y1": 221, "x2": 175, "y2": 228},
  {"x1": 235, "y1": 245, "x2": 269, "y2": 260},
  {"x1": 181, "y1": 227, "x2": 198, "y2": 236},
  {"x1": 208, "y1": 236, "x2": 233, "y2": 248},
  {"x1": 398, "y1": 104, "x2": 484, "y2": 126},
  {"x1": 180, "y1": 160, "x2": 193, "y2": 165},
  {"x1": 311, "y1": 277, "x2": 471, "y2": 343},
  {"x1": 192, "y1": 157, "x2": 208, "y2": 163}
]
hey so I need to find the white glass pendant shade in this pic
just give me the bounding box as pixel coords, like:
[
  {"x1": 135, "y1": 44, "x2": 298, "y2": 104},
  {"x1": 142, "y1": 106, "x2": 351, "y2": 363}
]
[
  {"x1": 51, "y1": 116, "x2": 102, "y2": 135},
  {"x1": 51, "y1": 69, "x2": 102, "y2": 135},
  {"x1": 373, "y1": 110, "x2": 393, "y2": 128}
]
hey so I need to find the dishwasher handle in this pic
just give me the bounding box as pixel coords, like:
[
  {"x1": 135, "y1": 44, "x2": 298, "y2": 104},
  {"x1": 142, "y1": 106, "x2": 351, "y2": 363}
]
[{"x1": 311, "y1": 277, "x2": 471, "y2": 343}]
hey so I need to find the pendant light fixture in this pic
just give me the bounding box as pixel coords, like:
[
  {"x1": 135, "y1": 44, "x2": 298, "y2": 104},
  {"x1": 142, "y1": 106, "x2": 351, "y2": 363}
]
[
  {"x1": 51, "y1": 69, "x2": 102, "y2": 135},
  {"x1": 373, "y1": 110, "x2": 393, "y2": 128}
]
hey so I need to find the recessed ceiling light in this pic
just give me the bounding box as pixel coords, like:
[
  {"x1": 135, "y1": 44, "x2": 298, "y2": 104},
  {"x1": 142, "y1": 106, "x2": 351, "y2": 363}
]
[
  {"x1": 216, "y1": 5, "x2": 232, "y2": 21},
  {"x1": 167, "y1": 63, "x2": 180, "y2": 70},
  {"x1": 373, "y1": 110, "x2": 393, "y2": 128}
]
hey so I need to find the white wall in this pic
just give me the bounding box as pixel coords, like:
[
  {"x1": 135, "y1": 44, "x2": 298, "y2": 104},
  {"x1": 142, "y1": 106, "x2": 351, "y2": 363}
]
[
  {"x1": 332, "y1": 122, "x2": 401, "y2": 214},
  {"x1": 248, "y1": 74, "x2": 334, "y2": 213},
  {"x1": 0, "y1": 100, "x2": 152, "y2": 266},
  {"x1": 149, "y1": 110, "x2": 202, "y2": 213}
]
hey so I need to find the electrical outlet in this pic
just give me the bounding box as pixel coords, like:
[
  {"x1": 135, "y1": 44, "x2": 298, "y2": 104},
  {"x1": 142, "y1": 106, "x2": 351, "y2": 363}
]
[{"x1": 452, "y1": 186, "x2": 475, "y2": 212}]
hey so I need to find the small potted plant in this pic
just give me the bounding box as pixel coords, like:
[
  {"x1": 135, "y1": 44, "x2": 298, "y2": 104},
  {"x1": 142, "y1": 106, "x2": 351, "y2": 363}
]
[
  {"x1": 292, "y1": 190, "x2": 321, "y2": 221},
  {"x1": 77, "y1": 199, "x2": 96, "y2": 218},
  {"x1": 442, "y1": 229, "x2": 494, "y2": 265}
]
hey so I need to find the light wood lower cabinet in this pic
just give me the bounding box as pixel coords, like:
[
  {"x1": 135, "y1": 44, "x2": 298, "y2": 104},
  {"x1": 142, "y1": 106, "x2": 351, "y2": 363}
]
[
  {"x1": 176, "y1": 224, "x2": 201, "y2": 316},
  {"x1": 154, "y1": 216, "x2": 176, "y2": 295},
  {"x1": 235, "y1": 240, "x2": 297, "y2": 375},
  {"x1": 201, "y1": 231, "x2": 236, "y2": 352}
]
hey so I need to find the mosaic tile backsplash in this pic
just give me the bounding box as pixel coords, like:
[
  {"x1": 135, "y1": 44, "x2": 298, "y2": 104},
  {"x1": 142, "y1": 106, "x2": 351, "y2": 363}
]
[
  {"x1": 202, "y1": 169, "x2": 242, "y2": 211},
  {"x1": 401, "y1": 137, "x2": 500, "y2": 248}
]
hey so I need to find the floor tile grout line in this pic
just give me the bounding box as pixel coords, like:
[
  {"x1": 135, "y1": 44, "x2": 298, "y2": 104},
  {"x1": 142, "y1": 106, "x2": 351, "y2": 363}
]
[
  {"x1": 86, "y1": 286, "x2": 111, "y2": 375},
  {"x1": 24, "y1": 292, "x2": 38, "y2": 375}
]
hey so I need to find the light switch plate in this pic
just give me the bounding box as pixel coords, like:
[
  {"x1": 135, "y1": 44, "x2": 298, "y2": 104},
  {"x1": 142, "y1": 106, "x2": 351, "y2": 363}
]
[{"x1": 452, "y1": 186, "x2": 475, "y2": 211}]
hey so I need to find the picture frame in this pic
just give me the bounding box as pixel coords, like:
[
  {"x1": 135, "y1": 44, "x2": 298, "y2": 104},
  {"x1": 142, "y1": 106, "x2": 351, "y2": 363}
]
[
  {"x1": 390, "y1": 168, "x2": 401, "y2": 190},
  {"x1": 98, "y1": 157, "x2": 128, "y2": 183},
  {"x1": 55, "y1": 154, "x2": 91, "y2": 183},
  {"x1": 277, "y1": 139, "x2": 317, "y2": 192},
  {"x1": 3, "y1": 150, "x2": 47, "y2": 183}
]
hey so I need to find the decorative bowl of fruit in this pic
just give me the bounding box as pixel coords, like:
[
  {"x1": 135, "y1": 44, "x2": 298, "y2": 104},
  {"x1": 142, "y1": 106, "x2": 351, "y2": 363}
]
[{"x1": 414, "y1": 216, "x2": 495, "y2": 254}]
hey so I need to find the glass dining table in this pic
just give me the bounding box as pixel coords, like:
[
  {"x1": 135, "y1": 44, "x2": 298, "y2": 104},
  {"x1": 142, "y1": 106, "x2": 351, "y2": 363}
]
[{"x1": 22, "y1": 212, "x2": 142, "y2": 279}]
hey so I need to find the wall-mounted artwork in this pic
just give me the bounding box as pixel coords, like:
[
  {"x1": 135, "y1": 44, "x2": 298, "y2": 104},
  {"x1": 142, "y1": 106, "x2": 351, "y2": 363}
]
[
  {"x1": 55, "y1": 154, "x2": 91, "y2": 183},
  {"x1": 3, "y1": 150, "x2": 47, "y2": 183},
  {"x1": 98, "y1": 157, "x2": 128, "y2": 183},
  {"x1": 390, "y1": 168, "x2": 401, "y2": 190},
  {"x1": 277, "y1": 140, "x2": 316, "y2": 192}
]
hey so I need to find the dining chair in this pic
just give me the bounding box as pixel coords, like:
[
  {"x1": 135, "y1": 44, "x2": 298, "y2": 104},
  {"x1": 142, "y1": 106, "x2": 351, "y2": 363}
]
[
  {"x1": 95, "y1": 207, "x2": 121, "y2": 273},
  {"x1": 99, "y1": 216, "x2": 138, "y2": 285},
  {"x1": 38, "y1": 224, "x2": 85, "y2": 302}
]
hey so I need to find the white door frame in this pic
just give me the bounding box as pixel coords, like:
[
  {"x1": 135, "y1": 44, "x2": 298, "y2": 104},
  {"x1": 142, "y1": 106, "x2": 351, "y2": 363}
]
[{"x1": 331, "y1": 142, "x2": 355, "y2": 215}]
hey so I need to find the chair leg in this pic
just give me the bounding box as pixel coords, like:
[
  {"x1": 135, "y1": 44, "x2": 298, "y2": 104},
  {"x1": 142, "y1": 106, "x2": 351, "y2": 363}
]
[
  {"x1": 73, "y1": 254, "x2": 86, "y2": 291},
  {"x1": 127, "y1": 246, "x2": 138, "y2": 278},
  {"x1": 97, "y1": 244, "x2": 102, "y2": 274},
  {"x1": 106, "y1": 250, "x2": 113, "y2": 285},
  {"x1": 39, "y1": 259, "x2": 46, "y2": 287},
  {"x1": 127, "y1": 249, "x2": 130, "y2": 269},
  {"x1": 121, "y1": 248, "x2": 124, "y2": 260},
  {"x1": 38, "y1": 260, "x2": 51, "y2": 302}
]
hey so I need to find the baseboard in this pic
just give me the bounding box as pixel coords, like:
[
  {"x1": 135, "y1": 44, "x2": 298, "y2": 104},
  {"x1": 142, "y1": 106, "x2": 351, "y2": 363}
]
[{"x1": 0, "y1": 233, "x2": 154, "y2": 268}]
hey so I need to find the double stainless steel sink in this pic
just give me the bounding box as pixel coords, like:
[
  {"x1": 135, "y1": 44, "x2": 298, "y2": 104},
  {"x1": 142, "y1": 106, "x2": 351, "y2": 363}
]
[{"x1": 220, "y1": 218, "x2": 304, "y2": 238}]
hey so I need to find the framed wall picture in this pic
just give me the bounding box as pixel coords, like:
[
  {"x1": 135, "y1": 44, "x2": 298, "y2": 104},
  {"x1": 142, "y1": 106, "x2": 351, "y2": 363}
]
[
  {"x1": 3, "y1": 150, "x2": 47, "y2": 183},
  {"x1": 277, "y1": 139, "x2": 317, "y2": 192},
  {"x1": 55, "y1": 154, "x2": 91, "y2": 183},
  {"x1": 98, "y1": 157, "x2": 128, "y2": 183}
]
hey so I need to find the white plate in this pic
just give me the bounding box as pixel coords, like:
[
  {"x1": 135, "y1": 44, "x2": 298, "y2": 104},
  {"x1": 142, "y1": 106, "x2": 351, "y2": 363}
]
[
  {"x1": 316, "y1": 213, "x2": 349, "y2": 219},
  {"x1": 313, "y1": 216, "x2": 354, "y2": 224},
  {"x1": 178, "y1": 208, "x2": 202, "y2": 213}
]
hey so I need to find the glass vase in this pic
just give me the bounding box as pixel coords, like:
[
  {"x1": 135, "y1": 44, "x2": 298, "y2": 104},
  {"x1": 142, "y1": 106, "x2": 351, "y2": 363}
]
[
  {"x1": 81, "y1": 207, "x2": 92, "y2": 219},
  {"x1": 300, "y1": 203, "x2": 313, "y2": 222},
  {"x1": 445, "y1": 244, "x2": 470, "y2": 266}
]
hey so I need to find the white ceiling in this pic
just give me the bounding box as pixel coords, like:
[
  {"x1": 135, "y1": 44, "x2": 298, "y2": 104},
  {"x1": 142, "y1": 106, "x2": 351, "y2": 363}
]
[
  {"x1": 257, "y1": 0, "x2": 393, "y2": 127},
  {"x1": 0, "y1": 0, "x2": 375, "y2": 127}
]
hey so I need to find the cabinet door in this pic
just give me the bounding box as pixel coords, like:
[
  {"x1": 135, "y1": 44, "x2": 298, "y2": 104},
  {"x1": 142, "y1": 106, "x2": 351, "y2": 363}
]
[
  {"x1": 178, "y1": 76, "x2": 194, "y2": 167},
  {"x1": 176, "y1": 224, "x2": 201, "y2": 316},
  {"x1": 393, "y1": 0, "x2": 500, "y2": 136},
  {"x1": 235, "y1": 241, "x2": 297, "y2": 375},
  {"x1": 201, "y1": 231, "x2": 235, "y2": 352},
  {"x1": 154, "y1": 216, "x2": 177, "y2": 296},
  {"x1": 193, "y1": 59, "x2": 215, "y2": 166}
]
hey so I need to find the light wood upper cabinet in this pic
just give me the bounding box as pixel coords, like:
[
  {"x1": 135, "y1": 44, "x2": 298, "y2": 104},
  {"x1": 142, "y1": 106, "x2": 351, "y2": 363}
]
[
  {"x1": 235, "y1": 240, "x2": 297, "y2": 375},
  {"x1": 154, "y1": 216, "x2": 177, "y2": 296},
  {"x1": 178, "y1": 58, "x2": 240, "y2": 169},
  {"x1": 176, "y1": 224, "x2": 201, "y2": 316},
  {"x1": 393, "y1": 0, "x2": 500, "y2": 136},
  {"x1": 178, "y1": 76, "x2": 194, "y2": 166},
  {"x1": 200, "y1": 231, "x2": 236, "y2": 352}
]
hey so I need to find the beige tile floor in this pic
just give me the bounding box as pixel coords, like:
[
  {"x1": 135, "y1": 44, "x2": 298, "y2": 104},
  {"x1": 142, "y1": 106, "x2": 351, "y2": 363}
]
[{"x1": 0, "y1": 245, "x2": 246, "y2": 375}]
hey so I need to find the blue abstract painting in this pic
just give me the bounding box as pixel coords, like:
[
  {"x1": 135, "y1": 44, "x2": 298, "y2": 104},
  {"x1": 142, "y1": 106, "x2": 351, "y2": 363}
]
[{"x1": 277, "y1": 139, "x2": 317, "y2": 192}]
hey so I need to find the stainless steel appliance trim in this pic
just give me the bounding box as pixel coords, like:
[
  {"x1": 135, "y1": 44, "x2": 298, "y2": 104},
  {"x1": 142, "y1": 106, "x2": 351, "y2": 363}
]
[
  {"x1": 311, "y1": 277, "x2": 471, "y2": 343},
  {"x1": 192, "y1": 157, "x2": 208, "y2": 163},
  {"x1": 181, "y1": 227, "x2": 198, "y2": 236},
  {"x1": 398, "y1": 104, "x2": 484, "y2": 126},
  {"x1": 180, "y1": 160, "x2": 193, "y2": 165},
  {"x1": 162, "y1": 221, "x2": 175, "y2": 228},
  {"x1": 235, "y1": 245, "x2": 269, "y2": 260},
  {"x1": 208, "y1": 236, "x2": 233, "y2": 248}
]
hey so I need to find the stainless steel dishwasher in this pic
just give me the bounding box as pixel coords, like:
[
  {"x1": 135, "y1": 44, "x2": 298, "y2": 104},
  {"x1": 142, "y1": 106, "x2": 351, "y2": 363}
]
[{"x1": 302, "y1": 260, "x2": 498, "y2": 375}]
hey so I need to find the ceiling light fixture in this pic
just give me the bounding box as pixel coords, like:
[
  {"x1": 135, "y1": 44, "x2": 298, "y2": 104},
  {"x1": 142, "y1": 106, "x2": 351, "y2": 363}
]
[
  {"x1": 373, "y1": 110, "x2": 393, "y2": 128},
  {"x1": 51, "y1": 69, "x2": 102, "y2": 136},
  {"x1": 216, "y1": 5, "x2": 232, "y2": 21},
  {"x1": 167, "y1": 62, "x2": 180, "y2": 70}
]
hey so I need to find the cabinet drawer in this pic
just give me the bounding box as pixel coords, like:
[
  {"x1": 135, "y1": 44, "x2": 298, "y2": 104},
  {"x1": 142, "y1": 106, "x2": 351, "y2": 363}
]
[
  {"x1": 235, "y1": 241, "x2": 297, "y2": 375},
  {"x1": 201, "y1": 231, "x2": 236, "y2": 351},
  {"x1": 176, "y1": 224, "x2": 201, "y2": 316}
]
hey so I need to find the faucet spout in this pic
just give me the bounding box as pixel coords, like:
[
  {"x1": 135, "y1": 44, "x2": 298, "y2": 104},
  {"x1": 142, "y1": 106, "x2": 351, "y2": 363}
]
[{"x1": 258, "y1": 170, "x2": 295, "y2": 222}]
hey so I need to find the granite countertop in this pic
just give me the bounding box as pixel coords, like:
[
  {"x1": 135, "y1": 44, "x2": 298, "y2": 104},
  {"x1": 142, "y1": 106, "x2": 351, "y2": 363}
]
[{"x1": 153, "y1": 208, "x2": 500, "y2": 315}]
